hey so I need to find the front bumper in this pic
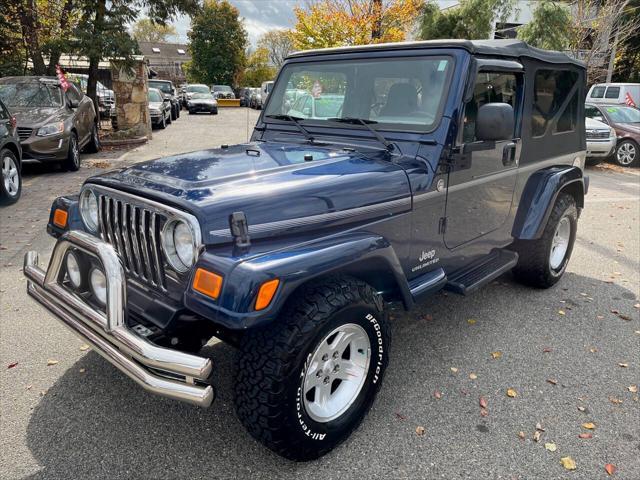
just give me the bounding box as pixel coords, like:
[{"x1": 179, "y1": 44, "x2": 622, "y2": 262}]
[
  {"x1": 586, "y1": 139, "x2": 616, "y2": 157},
  {"x1": 23, "y1": 230, "x2": 214, "y2": 407},
  {"x1": 21, "y1": 133, "x2": 69, "y2": 161},
  {"x1": 188, "y1": 103, "x2": 217, "y2": 112}
]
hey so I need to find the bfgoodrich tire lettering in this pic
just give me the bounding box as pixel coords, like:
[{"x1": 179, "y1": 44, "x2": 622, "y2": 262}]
[
  {"x1": 234, "y1": 275, "x2": 390, "y2": 461},
  {"x1": 511, "y1": 193, "x2": 578, "y2": 288}
]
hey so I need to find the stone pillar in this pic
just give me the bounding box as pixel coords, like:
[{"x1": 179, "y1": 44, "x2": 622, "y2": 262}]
[{"x1": 110, "y1": 57, "x2": 151, "y2": 139}]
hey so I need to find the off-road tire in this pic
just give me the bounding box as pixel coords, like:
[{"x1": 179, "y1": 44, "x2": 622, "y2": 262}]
[
  {"x1": 511, "y1": 193, "x2": 577, "y2": 288},
  {"x1": 85, "y1": 123, "x2": 101, "y2": 153},
  {"x1": 234, "y1": 275, "x2": 390, "y2": 461},
  {"x1": 63, "y1": 132, "x2": 80, "y2": 171}
]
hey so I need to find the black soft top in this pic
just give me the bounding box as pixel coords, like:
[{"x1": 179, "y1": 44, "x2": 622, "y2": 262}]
[{"x1": 288, "y1": 39, "x2": 585, "y2": 68}]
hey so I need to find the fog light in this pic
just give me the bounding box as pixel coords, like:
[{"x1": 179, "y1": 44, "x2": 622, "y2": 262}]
[
  {"x1": 66, "y1": 252, "x2": 82, "y2": 288},
  {"x1": 90, "y1": 268, "x2": 107, "y2": 305}
]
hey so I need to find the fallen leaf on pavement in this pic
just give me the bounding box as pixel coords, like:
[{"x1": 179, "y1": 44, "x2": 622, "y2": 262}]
[
  {"x1": 491, "y1": 351, "x2": 502, "y2": 359},
  {"x1": 618, "y1": 314, "x2": 631, "y2": 321},
  {"x1": 589, "y1": 347, "x2": 598, "y2": 353},
  {"x1": 543, "y1": 347, "x2": 552, "y2": 353},
  {"x1": 609, "y1": 397, "x2": 623, "y2": 405},
  {"x1": 423, "y1": 314, "x2": 433, "y2": 321},
  {"x1": 46, "y1": 359, "x2": 58, "y2": 366},
  {"x1": 577, "y1": 406, "x2": 586, "y2": 412},
  {"x1": 480, "y1": 408, "x2": 489, "y2": 417},
  {"x1": 415, "y1": 426, "x2": 425, "y2": 436},
  {"x1": 7, "y1": 362, "x2": 18, "y2": 369},
  {"x1": 467, "y1": 319, "x2": 477, "y2": 325},
  {"x1": 79, "y1": 368, "x2": 86, "y2": 373},
  {"x1": 469, "y1": 373, "x2": 477, "y2": 380},
  {"x1": 518, "y1": 431, "x2": 525, "y2": 440},
  {"x1": 450, "y1": 367, "x2": 459, "y2": 373},
  {"x1": 545, "y1": 442, "x2": 557, "y2": 452},
  {"x1": 634, "y1": 303, "x2": 640, "y2": 309},
  {"x1": 558, "y1": 310, "x2": 566, "y2": 316},
  {"x1": 507, "y1": 388, "x2": 518, "y2": 398},
  {"x1": 547, "y1": 379, "x2": 558, "y2": 385},
  {"x1": 610, "y1": 309, "x2": 620, "y2": 314},
  {"x1": 628, "y1": 385, "x2": 638, "y2": 393},
  {"x1": 560, "y1": 457, "x2": 577, "y2": 470},
  {"x1": 434, "y1": 390, "x2": 442, "y2": 399},
  {"x1": 395, "y1": 412, "x2": 406, "y2": 420},
  {"x1": 479, "y1": 396, "x2": 488, "y2": 409},
  {"x1": 79, "y1": 344, "x2": 90, "y2": 351},
  {"x1": 605, "y1": 464, "x2": 616, "y2": 476},
  {"x1": 578, "y1": 433, "x2": 592, "y2": 439},
  {"x1": 618, "y1": 363, "x2": 628, "y2": 368},
  {"x1": 533, "y1": 430, "x2": 542, "y2": 442},
  {"x1": 536, "y1": 423, "x2": 545, "y2": 432},
  {"x1": 582, "y1": 422, "x2": 596, "y2": 429}
]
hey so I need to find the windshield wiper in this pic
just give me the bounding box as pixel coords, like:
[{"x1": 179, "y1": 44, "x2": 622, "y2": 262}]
[
  {"x1": 265, "y1": 114, "x2": 314, "y2": 143},
  {"x1": 328, "y1": 117, "x2": 394, "y2": 152}
]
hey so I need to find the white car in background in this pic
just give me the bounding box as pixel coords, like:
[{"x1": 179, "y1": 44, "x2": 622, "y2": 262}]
[
  {"x1": 586, "y1": 83, "x2": 639, "y2": 106},
  {"x1": 585, "y1": 116, "x2": 616, "y2": 165}
]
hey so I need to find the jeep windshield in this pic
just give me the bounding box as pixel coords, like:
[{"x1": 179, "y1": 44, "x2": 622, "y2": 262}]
[
  {"x1": 0, "y1": 81, "x2": 63, "y2": 108},
  {"x1": 264, "y1": 56, "x2": 453, "y2": 132}
]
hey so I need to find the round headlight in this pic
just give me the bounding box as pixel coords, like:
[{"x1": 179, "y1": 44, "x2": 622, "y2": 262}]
[
  {"x1": 66, "y1": 252, "x2": 82, "y2": 288},
  {"x1": 80, "y1": 189, "x2": 99, "y2": 232},
  {"x1": 89, "y1": 268, "x2": 107, "y2": 305},
  {"x1": 162, "y1": 219, "x2": 195, "y2": 273}
]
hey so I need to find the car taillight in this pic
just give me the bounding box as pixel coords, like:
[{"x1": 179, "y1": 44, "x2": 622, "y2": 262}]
[{"x1": 9, "y1": 115, "x2": 16, "y2": 130}]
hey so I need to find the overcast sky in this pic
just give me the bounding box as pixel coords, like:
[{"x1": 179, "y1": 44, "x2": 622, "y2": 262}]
[{"x1": 169, "y1": 0, "x2": 457, "y2": 47}]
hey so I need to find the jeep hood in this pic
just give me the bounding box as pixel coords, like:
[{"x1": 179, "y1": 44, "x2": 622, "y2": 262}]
[{"x1": 89, "y1": 142, "x2": 411, "y2": 244}]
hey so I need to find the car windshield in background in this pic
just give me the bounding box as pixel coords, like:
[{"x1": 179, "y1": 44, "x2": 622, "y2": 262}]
[
  {"x1": 150, "y1": 82, "x2": 172, "y2": 94},
  {"x1": 264, "y1": 56, "x2": 452, "y2": 131},
  {"x1": 214, "y1": 86, "x2": 233, "y2": 92},
  {"x1": 148, "y1": 90, "x2": 163, "y2": 102},
  {"x1": 605, "y1": 105, "x2": 640, "y2": 123},
  {"x1": 192, "y1": 93, "x2": 213, "y2": 99},
  {"x1": 0, "y1": 82, "x2": 63, "y2": 108},
  {"x1": 187, "y1": 85, "x2": 210, "y2": 93}
]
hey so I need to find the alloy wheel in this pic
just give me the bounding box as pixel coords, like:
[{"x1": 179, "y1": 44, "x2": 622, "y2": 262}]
[
  {"x1": 302, "y1": 323, "x2": 371, "y2": 423},
  {"x1": 616, "y1": 141, "x2": 636, "y2": 166},
  {"x1": 2, "y1": 155, "x2": 20, "y2": 197}
]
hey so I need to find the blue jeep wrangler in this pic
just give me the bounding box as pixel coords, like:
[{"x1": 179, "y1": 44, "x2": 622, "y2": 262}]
[{"x1": 24, "y1": 39, "x2": 588, "y2": 461}]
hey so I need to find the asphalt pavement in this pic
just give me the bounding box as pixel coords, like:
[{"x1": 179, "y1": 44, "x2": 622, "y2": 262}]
[{"x1": 1, "y1": 109, "x2": 638, "y2": 479}]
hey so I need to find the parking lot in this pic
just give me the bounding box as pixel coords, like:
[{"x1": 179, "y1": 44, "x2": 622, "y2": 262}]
[{"x1": 1, "y1": 107, "x2": 639, "y2": 479}]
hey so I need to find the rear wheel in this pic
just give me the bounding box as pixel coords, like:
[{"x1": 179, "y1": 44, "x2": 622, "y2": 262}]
[
  {"x1": 171, "y1": 105, "x2": 178, "y2": 121},
  {"x1": 511, "y1": 193, "x2": 577, "y2": 288},
  {"x1": 63, "y1": 132, "x2": 80, "y2": 171},
  {"x1": 85, "y1": 123, "x2": 101, "y2": 153},
  {"x1": 614, "y1": 139, "x2": 638, "y2": 167},
  {"x1": 234, "y1": 275, "x2": 390, "y2": 461},
  {"x1": 159, "y1": 114, "x2": 166, "y2": 129},
  {"x1": 0, "y1": 149, "x2": 21, "y2": 205}
]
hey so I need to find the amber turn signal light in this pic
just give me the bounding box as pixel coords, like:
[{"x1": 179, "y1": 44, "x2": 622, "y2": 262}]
[
  {"x1": 192, "y1": 268, "x2": 223, "y2": 299},
  {"x1": 255, "y1": 279, "x2": 280, "y2": 311},
  {"x1": 53, "y1": 209, "x2": 68, "y2": 228}
]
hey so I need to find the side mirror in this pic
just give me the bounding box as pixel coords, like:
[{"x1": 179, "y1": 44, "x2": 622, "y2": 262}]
[
  {"x1": 68, "y1": 98, "x2": 79, "y2": 109},
  {"x1": 476, "y1": 103, "x2": 514, "y2": 141}
]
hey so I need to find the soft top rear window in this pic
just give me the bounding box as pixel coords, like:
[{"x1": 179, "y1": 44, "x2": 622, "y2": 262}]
[{"x1": 264, "y1": 56, "x2": 453, "y2": 132}]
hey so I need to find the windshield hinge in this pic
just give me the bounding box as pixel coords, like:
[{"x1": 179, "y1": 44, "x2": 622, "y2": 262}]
[{"x1": 229, "y1": 211, "x2": 251, "y2": 254}]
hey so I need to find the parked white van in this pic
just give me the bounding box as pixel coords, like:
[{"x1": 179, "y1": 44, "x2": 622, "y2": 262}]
[{"x1": 586, "y1": 83, "x2": 639, "y2": 106}]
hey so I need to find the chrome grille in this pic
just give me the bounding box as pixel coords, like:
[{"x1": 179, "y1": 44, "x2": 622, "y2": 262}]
[
  {"x1": 586, "y1": 130, "x2": 609, "y2": 140},
  {"x1": 17, "y1": 127, "x2": 32, "y2": 141},
  {"x1": 98, "y1": 195, "x2": 167, "y2": 291}
]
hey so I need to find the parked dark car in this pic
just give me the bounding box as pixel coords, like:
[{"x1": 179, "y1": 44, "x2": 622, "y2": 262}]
[
  {"x1": 186, "y1": 91, "x2": 218, "y2": 114},
  {"x1": 585, "y1": 103, "x2": 640, "y2": 167},
  {"x1": 148, "y1": 88, "x2": 171, "y2": 129},
  {"x1": 24, "y1": 39, "x2": 588, "y2": 462},
  {"x1": 0, "y1": 76, "x2": 99, "y2": 171},
  {"x1": 149, "y1": 79, "x2": 180, "y2": 121},
  {"x1": 212, "y1": 85, "x2": 235, "y2": 99},
  {"x1": 0, "y1": 98, "x2": 22, "y2": 205},
  {"x1": 66, "y1": 73, "x2": 115, "y2": 120},
  {"x1": 238, "y1": 87, "x2": 252, "y2": 106}
]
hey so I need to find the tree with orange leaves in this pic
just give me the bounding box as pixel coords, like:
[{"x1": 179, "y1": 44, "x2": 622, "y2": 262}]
[{"x1": 290, "y1": 0, "x2": 425, "y2": 50}]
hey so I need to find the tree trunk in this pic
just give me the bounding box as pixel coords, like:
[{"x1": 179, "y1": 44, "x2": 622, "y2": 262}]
[
  {"x1": 371, "y1": 0, "x2": 383, "y2": 40},
  {"x1": 18, "y1": 0, "x2": 46, "y2": 74},
  {"x1": 87, "y1": 0, "x2": 106, "y2": 120},
  {"x1": 46, "y1": 0, "x2": 75, "y2": 76}
]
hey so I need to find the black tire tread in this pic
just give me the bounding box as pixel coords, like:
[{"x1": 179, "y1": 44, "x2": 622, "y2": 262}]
[{"x1": 234, "y1": 275, "x2": 388, "y2": 461}]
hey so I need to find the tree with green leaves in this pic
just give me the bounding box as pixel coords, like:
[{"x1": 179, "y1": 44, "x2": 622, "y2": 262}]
[
  {"x1": 517, "y1": 1, "x2": 571, "y2": 51},
  {"x1": 241, "y1": 47, "x2": 276, "y2": 87},
  {"x1": 419, "y1": 0, "x2": 516, "y2": 40},
  {"x1": 132, "y1": 18, "x2": 177, "y2": 43},
  {"x1": 188, "y1": 0, "x2": 247, "y2": 87}
]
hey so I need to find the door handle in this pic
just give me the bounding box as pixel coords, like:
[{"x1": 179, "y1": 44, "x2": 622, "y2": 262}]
[{"x1": 502, "y1": 142, "x2": 517, "y2": 166}]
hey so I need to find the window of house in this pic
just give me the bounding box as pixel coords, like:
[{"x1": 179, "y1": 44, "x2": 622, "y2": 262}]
[
  {"x1": 177, "y1": 49, "x2": 186, "y2": 55},
  {"x1": 532, "y1": 69, "x2": 579, "y2": 137},
  {"x1": 152, "y1": 47, "x2": 161, "y2": 53}
]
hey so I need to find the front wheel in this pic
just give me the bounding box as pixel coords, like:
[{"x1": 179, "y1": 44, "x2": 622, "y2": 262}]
[
  {"x1": 63, "y1": 132, "x2": 80, "y2": 171},
  {"x1": 511, "y1": 193, "x2": 577, "y2": 288},
  {"x1": 234, "y1": 276, "x2": 390, "y2": 461},
  {"x1": 614, "y1": 139, "x2": 638, "y2": 167},
  {"x1": 0, "y1": 148, "x2": 21, "y2": 205}
]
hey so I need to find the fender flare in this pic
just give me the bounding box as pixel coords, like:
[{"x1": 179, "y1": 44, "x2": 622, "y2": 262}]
[
  {"x1": 512, "y1": 166, "x2": 585, "y2": 240},
  {"x1": 184, "y1": 232, "x2": 411, "y2": 330}
]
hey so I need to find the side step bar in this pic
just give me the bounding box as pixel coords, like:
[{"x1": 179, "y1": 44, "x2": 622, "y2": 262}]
[{"x1": 445, "y1": 250, "x2": 518, "y2": 295}]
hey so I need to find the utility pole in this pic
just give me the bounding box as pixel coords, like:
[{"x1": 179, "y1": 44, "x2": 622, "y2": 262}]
[{"x1": 606, "y1": 30, "x2": 619, "y2": 83}]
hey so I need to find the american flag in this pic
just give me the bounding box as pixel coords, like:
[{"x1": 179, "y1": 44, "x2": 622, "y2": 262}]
[
  {"x1": 55, "y1": 64, "x2": 70, "y2": 92},
  {"x1": 625, "y1": 91, "x2": 636, "y2": 108}
]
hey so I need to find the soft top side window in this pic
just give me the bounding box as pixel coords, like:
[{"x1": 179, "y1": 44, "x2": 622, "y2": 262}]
[{"x1": 532, "y1": 69, "x2": 579, "y2": 137}]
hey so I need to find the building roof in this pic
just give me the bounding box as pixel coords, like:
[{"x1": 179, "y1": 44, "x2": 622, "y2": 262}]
[
  {"x1": 289, "y1": 39, "x2": 585, "y2": 68},
  {"x1": 138, "y1": 42, "x2": 191, "y2": 61}
]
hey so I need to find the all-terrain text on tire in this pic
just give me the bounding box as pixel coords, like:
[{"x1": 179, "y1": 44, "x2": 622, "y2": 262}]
[{"x1": 23, "y1": 40, "x2": 589, "y2": 460}]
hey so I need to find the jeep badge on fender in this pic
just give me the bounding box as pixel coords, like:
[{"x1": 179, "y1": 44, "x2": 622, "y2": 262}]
[{"x1": 23, "y1": 39, "x2": 587, "y2": 461}]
